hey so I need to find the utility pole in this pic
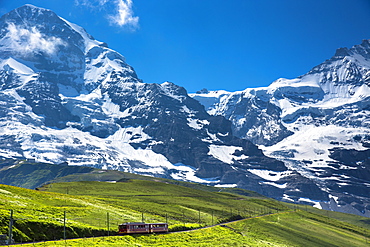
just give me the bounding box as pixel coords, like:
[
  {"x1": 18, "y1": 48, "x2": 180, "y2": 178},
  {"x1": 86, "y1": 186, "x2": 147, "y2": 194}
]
[
  {"x1": 107, "y1": 212, "x2": 110, "y2": 236},
  {"x1": 8, "y1": 210, "x2": 13, "y2": 245},
  {"x1": 63, "y1": 211, "x2": 66, "y2": 240}
]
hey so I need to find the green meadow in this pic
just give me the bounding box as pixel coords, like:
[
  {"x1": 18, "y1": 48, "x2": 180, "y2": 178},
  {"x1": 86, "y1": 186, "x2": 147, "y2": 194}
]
[
  {"x1": 0, "y1": 178, "x2": 369, "y2": 246},
  {"x1": 19, "y1": 211, "x2": 370, "y2": 246}
]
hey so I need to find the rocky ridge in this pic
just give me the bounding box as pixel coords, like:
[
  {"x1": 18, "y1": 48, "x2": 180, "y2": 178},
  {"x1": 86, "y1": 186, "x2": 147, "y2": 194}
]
[{"x1": 191, "y1": 40, "x2": 370, "y2": 216}]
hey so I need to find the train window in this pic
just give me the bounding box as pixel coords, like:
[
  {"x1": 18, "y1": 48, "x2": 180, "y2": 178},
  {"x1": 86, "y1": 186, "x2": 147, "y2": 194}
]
[
  {"x1": 151, "y1": 224, "x2": 166, "y2": 228},
  {"x1": 134, "y1": 224, "x2": 146, "y2": 229}
]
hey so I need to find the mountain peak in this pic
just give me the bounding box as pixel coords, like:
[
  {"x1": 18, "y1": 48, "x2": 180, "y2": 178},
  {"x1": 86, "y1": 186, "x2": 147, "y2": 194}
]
[
  {"x1": 0, "y1": 4, "x2": 141, "y2": 93},
  {"x1": 21, "y1": 4, "x2": 46, "y2": 10},
  {"x1": 332, "y1": 39, "x2": 370, "y2": 59},
  {"x1": 12, "y1": 4, "x2": 49, "y2": 13},
  {"x1": 4, "y1": 4, "x2": 57, "y2": 23},
  {"x1": 334, "y1": 47, "x2": 351, "y2": 57}
]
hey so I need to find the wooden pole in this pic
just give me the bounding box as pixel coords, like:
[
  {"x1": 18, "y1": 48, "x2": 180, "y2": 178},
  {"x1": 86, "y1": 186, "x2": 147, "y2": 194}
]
[
  {"x1": 107, "y1": 212, "x2": 110, "y2": 236},
  {"x1": 63, "y1": 211, "x2": 66, "y2": 240},
  {"x1": 8, "y1": 209, "x2": 13, "y2": 244}
]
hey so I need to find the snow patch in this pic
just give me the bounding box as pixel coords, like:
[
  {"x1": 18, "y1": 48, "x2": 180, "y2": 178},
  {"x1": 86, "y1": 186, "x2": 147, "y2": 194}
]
[
  {"x1": 248, "y1": 169, "x2": 291, "y2": 181},
  {"x1": 208, "y1": 145, "x2": 244, "y2": 164},
  {"x1": 108, "y1": 126, "x2": 150, "y2": 144},
  {"x1": 214, "y1": 184, "x2": 238, "y2": 188},
  {"x1": 298, "y1": 197, "x2": 322, "y2": 209},
  {"x1": 282, "y1": 194, "x2": 294, "y2": 202},
  {"x1": 101, "y1": 93, "x2": 131, "y2": 118},
  {"x1": 261, "y1": 182, "x2": 287, "y2": 188},
  {"x1": 0, "y1": 57, "x2": 34, "y2": 75},
  {"x1": 329, "y1": 194, "x2": 339, "y2": 205},
  {"x1": 170, "y1": 163, "x2": 220, "y2": 184},
  {"x1": 187, "y1": 118, "x2": 209, "y2": 130},
  {"x1": 60, "y1": 17, "x2": 104, "y2": 53},
  {"x1": 262, "y1": 125, "x2": 368, "y2": 166}
]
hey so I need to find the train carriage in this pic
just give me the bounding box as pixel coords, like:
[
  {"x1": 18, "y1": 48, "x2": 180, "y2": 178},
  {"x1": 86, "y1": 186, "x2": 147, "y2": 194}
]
[
  {"x1": 118, "y1": 222, "x2": 149, "y2": 234},
  {"x1": 149, "y1": 223, "x2": 168, "y2": 233},
  {"x1": 118, "y1": 222, "x2": 168, "y2": 234}
]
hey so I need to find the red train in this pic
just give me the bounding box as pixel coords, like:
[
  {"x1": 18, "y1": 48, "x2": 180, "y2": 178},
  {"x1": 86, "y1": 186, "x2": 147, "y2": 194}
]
[{"x1": 118, "y1": 222, "x2": 168, "y2": 234}]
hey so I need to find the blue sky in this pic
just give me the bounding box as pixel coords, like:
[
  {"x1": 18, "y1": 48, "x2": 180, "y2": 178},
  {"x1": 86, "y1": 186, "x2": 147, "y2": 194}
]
[{"x1": 1, "y1": 0, "x2": 370, "y2": 93}]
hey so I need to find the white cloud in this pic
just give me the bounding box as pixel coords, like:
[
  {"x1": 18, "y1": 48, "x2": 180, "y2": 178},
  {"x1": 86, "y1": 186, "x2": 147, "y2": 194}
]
[
  {"x1": 75, "y1": 0, "x2": 139, "y2": 30},
  {"x1": 74, "y1": 0, "x2": 109, "y2": 8},
  {"x1": 109, "y1": 0, "x2": 139, "y2": 30},
  {"x1": 3, "y1": 23, "x2": 66, "y2": 55}
]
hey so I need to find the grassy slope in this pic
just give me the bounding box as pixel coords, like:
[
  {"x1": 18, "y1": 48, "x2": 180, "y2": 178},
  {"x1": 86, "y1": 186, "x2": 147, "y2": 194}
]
[
  {"x1": 0, "y1": 159, "x2": 266, "y2": 200},
  {"x1": 0, "y1": 180, "x2": 286, "y2": 242},
  {"x1": 20, "y1": 211, "x2": 370, "y2": 246},
  {"x1": 47, "y1": 169, "x2": 264, "y2": 198},
  {"x1": 43, "y1": 179, "x2": 370, "y2": 231},
  {"x1": 39, "y1": 180, "x2": 286, "y2": 225},
  {"x1": 283, "y1": 202, "x2": 370, "y2": 231},
  {"x1": 1, "y1": 180, "x2": 370, "y2": 246}
]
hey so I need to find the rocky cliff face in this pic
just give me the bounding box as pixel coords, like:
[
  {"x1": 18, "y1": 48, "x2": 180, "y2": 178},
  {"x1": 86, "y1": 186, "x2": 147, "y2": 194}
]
[{"x1": 191, "y1": 40, "x2": 370, "y2": 217}]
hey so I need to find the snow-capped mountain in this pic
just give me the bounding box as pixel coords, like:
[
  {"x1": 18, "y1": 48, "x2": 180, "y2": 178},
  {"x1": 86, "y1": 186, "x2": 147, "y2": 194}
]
[
  {"x1": 1, "y1": 5, "x2": 369, "y2": 217},
  {"x1": 0, "y1": 5, "x2": 297, "y2": 196},
  {"x1": 191, "y1": 40, "x2": 370, "y2": 216}
]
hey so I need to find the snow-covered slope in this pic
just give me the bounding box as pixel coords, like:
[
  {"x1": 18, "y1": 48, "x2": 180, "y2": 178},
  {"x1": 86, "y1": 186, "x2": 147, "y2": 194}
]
[
  {"x1": 191, "y1": 40, "x2": 370, "y2": 216},
  {"x1": 0, "y1": 5, "x2": 294, "y2": 195},
  {"x1": 0, "y1": 5, "x2": 206, "y2": 181}
]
